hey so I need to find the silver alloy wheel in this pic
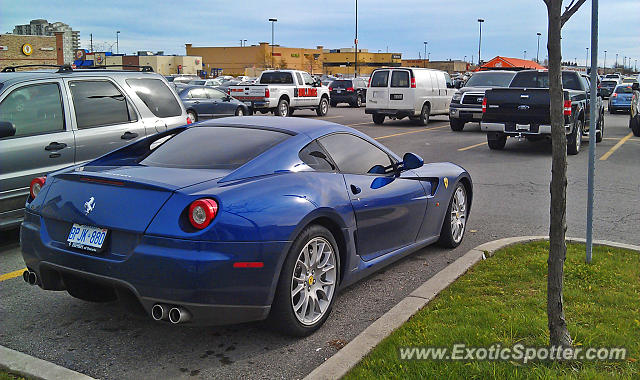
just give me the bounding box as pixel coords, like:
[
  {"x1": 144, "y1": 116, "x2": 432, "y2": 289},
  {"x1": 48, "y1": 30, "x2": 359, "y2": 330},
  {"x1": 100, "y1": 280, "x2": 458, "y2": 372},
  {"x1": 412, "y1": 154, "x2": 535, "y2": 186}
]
[
  {"x1": 236, "y1": 107, "x2": 244, "y2": 116},
  {"x1": 320, "y1": 98, "x2": 328, "y2": 114},
  {"x1": 290, "y1": 236, "x2": 337, "y2": 326},
  {"x1": 450, "y1": 185, "x2": 467, "y2": 243},
  {"x1": 279, "y1": 101, "x2": 288, "y2": 116},
  {"x1": 357, "y1": 96, "x2": 362, "y2": 107},
  {"x1": 575, "y1": 120, "x2": 582, "y2": 152}
]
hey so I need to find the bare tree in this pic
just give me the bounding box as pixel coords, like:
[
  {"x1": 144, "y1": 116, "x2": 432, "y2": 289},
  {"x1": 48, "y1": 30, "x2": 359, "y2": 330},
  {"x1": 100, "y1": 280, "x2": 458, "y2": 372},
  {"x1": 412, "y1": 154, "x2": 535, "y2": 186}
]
[{"x1": 543, "y1": 0, "x2": 586, "y2": 348}]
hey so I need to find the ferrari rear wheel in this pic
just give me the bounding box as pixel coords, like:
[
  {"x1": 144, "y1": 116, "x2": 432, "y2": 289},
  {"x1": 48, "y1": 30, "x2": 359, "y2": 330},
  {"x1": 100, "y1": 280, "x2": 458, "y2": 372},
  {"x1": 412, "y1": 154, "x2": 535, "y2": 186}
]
[
  {"x1": 438, "y1": 183, "x2": 468, "y2": 248},
  {"x1": 269, "y1": 225, "x2": 339, "y2": 336}
]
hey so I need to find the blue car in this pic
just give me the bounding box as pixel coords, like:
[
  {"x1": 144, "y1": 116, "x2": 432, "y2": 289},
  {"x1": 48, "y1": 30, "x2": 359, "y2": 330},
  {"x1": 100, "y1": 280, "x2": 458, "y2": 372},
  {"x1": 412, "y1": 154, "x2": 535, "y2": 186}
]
[
  {"x1": 178, "y1": 85, "x2": 249, "y2": 122},
  {"x1": 20, "y1": 117, "x2": 472, "y2": 336},
  {"x1": 609, "y1": 84, "x2": 633, "y2": 114}
]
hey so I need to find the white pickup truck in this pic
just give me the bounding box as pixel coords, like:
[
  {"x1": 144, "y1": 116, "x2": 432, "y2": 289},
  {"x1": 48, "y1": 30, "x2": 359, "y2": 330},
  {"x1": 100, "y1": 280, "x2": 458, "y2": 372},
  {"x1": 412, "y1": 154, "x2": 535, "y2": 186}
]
[{"x1": 229, "y1": 70, "x2": 330, "y2": 117}]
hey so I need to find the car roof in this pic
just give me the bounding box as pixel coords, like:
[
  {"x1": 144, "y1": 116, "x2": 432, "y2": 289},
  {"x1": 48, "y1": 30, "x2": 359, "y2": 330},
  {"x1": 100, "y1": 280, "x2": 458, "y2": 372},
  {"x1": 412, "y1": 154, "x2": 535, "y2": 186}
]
[
  {"x1": 0, "y1": 69, "x2": 161, "y2": 86},
  {"x1": 198, "y1": 116, "x2": 356, "y2": 139}
]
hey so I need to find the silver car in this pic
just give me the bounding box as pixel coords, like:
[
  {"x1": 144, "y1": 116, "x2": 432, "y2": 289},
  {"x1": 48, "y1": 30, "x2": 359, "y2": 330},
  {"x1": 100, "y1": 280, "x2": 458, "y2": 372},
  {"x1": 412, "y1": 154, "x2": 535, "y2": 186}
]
[{"x1": 0, "y1": 66, "x2": 189, "y2": 229}]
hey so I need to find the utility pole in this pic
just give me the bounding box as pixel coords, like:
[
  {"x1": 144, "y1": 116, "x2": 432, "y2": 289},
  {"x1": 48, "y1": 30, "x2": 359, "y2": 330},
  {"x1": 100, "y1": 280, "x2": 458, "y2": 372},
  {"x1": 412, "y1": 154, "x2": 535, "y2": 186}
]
[
  {"x1": 268, "y1": 18, "x2": 277, "y2": 68},
  {"x1": 586, "y1": 0, "x2": 599, "y2": 263},
  {"x1": 536, "y1": 32, "x2": 541, "y2": 63},
  {"x1": 354, "y1": 0, "x2": 358, "y2": 77},
  {"x1": 477, "y1": 19, "x2": 484, "y2": 66},
  {"x1": 423, "y1": 41, "x2": 428, "y2": 68}
]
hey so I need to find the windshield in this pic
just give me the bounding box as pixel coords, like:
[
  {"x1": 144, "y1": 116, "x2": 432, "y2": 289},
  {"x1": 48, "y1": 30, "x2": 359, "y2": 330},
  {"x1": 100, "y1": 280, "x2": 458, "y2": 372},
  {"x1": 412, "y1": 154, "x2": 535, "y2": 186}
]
[
  {"x1": 141, "y1": 127, "x2": 291, "y2": 169},
  {"x1": 465, "y1": 72, "x2": 515, "y2": 87},
  {"x1": 510, "y1": 71, "x2": 583, "y2": 90},
  {"x1": 601, "y1": 81, "x2": 617, "y2": 87}
]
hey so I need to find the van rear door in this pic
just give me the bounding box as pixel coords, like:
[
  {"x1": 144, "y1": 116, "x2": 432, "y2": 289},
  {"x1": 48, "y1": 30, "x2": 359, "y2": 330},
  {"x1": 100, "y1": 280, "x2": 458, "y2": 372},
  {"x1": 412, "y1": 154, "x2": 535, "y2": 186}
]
[
  {"x1": 367, "y1": 70, "x2": 390, "y2": 109},
  {"x1": 389, "y1": 69, "x2": 414, "y2": 111}
]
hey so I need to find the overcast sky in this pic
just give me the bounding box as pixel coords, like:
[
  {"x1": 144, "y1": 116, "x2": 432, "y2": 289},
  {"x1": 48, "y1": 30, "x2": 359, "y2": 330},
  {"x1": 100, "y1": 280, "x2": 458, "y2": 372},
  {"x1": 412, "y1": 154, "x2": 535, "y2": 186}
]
[{"x1": 2, "y1": 0, "x2": 638, "y2": 68}]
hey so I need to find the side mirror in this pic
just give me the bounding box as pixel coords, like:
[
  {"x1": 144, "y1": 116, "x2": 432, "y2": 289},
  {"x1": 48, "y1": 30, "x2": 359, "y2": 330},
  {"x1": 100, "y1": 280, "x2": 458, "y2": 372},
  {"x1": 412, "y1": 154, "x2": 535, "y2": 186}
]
[
  {"x1": 401, "y1": 152, "x2": 424, "y2": 171},
  {"x1": 633, "y1": 82, "x2": 640, "y2": 91},
  {"x1": 0, "y1": 121, "x2": 16, "y2": 138}
]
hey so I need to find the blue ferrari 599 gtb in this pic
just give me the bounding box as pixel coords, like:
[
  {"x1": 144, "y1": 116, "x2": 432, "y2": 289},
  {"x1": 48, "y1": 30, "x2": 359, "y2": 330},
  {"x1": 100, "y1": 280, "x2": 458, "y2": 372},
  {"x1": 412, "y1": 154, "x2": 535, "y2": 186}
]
[{"x1": 21, "y1": 116, "x2": 472, "y2": 336}]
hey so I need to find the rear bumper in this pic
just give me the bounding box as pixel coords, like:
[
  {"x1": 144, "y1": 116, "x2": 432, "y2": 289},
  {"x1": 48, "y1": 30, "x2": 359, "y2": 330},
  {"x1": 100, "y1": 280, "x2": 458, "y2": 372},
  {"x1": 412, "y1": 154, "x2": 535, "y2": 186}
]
[
  {"x1": 330, "y1": 93, "x2": 357, "y2": 103},
  {"x1": 20, "y1": 212, "x2": 287, "y2": 325},
  {"x1": 365, "y1": 108, "x2": 416, "y2": 118},
  {"x1": 481, "y1": 122, "x2": 573, "y2": 135}
]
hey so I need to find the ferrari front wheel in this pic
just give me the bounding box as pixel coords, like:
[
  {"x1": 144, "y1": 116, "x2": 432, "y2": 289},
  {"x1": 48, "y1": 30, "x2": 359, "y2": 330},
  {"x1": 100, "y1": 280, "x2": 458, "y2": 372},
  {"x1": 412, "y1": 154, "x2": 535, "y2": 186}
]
[
  {"x1": 269, "y1": 225, "x2": 339, "y2": 336},
  {"x1": 438, "y1": 183, "x2": 468, "y2": 248}
]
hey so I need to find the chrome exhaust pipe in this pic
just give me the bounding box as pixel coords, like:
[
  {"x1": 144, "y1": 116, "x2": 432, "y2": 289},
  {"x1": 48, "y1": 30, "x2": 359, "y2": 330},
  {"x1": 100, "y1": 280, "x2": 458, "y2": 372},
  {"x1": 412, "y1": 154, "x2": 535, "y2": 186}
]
[
  {"x1": 151, "y1": 304, "x2": 168, "y2": 321},
  {"x1": 23, "y1": 270, "x2": 30, "y2": 283},
  {"x1": 168, "y1": 307, "x2": 191, "y2": 324},
  {"x1": 24, "y1": 270, "x2": 37, "y2": 285}
]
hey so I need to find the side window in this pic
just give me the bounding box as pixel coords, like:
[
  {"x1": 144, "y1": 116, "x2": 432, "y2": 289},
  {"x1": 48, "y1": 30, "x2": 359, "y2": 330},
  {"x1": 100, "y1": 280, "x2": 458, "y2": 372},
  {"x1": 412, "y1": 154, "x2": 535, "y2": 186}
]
[
  {"x1": 0, "y1": 82, "x2": 65, "y2": 138},
  {"x1": 126, "y1": 78, "x2": 182, "y2": 118},
  {"x1": 205, "y1": 88, "x2": 225, "y2": 100},
  {"x1": 444, "y1": 73, "x2": 454, "y2": 88},
  {"x1": 69, "y1": 80, "x2": 132, "y2": 129},
  {"x1": 299, "y1": 140, "x2": 335, "y2": 172},
  {"x1": 391, "y1": 71, "x2": 410, "y2": 88},
  {"x1": 319, "y1": 133, "x2": 393, "y2": 175},
  {"x1": 370, "y1": 70, "x2": 389, "y2": 87},
  {"x1": 302, "y1": 72, "x2": 315, "y2": 86},
  {"x1": 189, "y1": 88, "x2": 207, "y2": 99},
  {"x1": 295, "y1": 72, "x2": 303, "y2": 85}
]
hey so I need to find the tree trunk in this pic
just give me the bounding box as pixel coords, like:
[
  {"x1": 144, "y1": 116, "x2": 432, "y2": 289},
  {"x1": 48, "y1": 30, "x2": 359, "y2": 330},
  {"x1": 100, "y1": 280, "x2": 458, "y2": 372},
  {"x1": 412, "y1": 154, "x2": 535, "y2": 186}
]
[{"x1": 546, "y1": 0, "x2": 572, "y2": 348}]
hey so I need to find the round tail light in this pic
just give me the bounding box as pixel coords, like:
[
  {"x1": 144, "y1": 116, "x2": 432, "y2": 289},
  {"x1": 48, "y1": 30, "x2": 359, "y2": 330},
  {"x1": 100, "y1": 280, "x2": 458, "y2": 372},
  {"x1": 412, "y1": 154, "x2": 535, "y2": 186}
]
[
  {"x1": 188, "y1": 198, "x2": 218, "y2": 229},
  {"x1": 30, "y1": 177, "x2": 46, "y2": 199}
]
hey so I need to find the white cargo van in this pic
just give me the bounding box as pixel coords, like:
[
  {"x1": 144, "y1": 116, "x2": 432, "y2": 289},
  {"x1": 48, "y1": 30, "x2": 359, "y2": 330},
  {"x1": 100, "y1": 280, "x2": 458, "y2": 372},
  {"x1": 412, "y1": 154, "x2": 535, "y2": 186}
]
[{"x1": 365, "y1": 67, "x2": 456, "y2": 125}]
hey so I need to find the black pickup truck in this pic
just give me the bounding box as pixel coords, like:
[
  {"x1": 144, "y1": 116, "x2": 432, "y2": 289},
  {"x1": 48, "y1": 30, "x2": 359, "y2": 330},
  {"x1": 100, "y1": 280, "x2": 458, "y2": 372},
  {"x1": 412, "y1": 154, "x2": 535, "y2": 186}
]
[{"x1": 481, "y1": 70, "x2": 604, "y2": 155}]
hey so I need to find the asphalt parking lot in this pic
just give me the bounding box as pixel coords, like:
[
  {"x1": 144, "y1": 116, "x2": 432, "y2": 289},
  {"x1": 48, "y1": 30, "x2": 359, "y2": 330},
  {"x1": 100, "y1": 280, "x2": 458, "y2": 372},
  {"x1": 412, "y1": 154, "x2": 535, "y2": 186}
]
[{"x1": 1, "y1": 105, "x2": 638, "y2": 379}]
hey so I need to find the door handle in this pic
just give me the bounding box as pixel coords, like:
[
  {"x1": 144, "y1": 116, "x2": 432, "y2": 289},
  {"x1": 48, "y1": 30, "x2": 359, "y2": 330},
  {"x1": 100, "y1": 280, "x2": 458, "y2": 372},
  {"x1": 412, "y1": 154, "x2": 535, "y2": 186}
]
[
  {"x1": 121, "y1": 131, "x2": 139, "y2": 140},
  {"x1": 45, "y1": 142, "x2": 67, "y2": 151},
  {"x1": 350, "y1": 184, "x2": 361, "y2": 195},
  {"x1": 193, "y1": 100, "x2": 200, "y2": 104}
]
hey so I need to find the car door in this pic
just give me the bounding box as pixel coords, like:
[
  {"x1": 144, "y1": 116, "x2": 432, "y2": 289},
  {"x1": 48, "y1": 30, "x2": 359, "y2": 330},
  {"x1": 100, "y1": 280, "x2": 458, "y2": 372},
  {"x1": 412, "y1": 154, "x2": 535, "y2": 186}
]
[
  {"x1": 428, "y1": 72, "x2": 443, "y2": 113},
  {"x1": 66, "y1": 78, "x2": 147, "y2": 163},
  {"x1": 300, "y1": 72, "x2": 319, "y2": 107},
  {"x1": 368, "y1": 70, "x2": 390, "y2": 109},
  {"x1": 318, "y1": 133, "x2": 427, "y2": 261},
  {"x1": 185, "y1": 87, "x2": 212, "y2": 117},
  {"x1": 205, "y1": 88, "x2": 234, "y2": 116},
  {"x1": 389, "y1": 69, "x2": 413, "y2": 110},
  {"x1": 0, "y1": 80, "x2": 75, "y2": 225}
]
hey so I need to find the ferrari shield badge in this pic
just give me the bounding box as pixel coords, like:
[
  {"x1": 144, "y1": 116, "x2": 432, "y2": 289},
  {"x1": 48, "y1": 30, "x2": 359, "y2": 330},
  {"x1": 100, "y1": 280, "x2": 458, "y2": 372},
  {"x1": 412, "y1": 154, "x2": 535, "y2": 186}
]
[{"x1": 444, "y1": 177, "x2": 449, "y2": 189}]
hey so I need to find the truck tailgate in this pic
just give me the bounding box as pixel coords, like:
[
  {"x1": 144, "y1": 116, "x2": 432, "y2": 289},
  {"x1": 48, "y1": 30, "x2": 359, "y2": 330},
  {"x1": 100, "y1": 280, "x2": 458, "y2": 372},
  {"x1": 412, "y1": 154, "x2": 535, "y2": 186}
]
[
  {"x1": 483, "y1": 88, "x2": 562, "y2": 125},
  {"x1": 229, "y1": 85, "x2": 268, "y2": 99}
]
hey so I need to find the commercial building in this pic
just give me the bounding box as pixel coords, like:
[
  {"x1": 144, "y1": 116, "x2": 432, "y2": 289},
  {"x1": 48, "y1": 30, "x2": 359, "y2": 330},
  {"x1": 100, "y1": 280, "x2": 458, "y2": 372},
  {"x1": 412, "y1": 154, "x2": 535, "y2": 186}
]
[
  {"x1": 0, "y1": 33, "x2": 64, "y2": 69},
  {"x1": 402, "y1": 59, "x2": 469, "y2": 73},
  {"x1": 186, "y1": 43, "x2": 323, "y2": 77},
  {"x1": 322, "y1": 48, "x2": 402, "y2": 76},
  {"x1": 72, "y1": 50, "x2": 202, "y2": 76},
  {"x1": 12, "y1": 19, "x2": 80, "y2": 64}
]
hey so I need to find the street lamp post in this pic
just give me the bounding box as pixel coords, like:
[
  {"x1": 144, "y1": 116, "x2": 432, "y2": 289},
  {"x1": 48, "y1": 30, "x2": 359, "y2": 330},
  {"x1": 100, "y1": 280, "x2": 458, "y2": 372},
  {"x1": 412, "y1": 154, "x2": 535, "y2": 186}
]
[
  {"x1": 586, "y1": 47, "x2": 589, "y2": 68},
  {"x1": 268, "y1": 18, "x2": 277, "y2": 68},
  {"x1": 536, "y1": 32, "x2": 541, "y2": 63},
  {"x1": 615, "y1": 53, "x2": 618, "y2": 69},
  {"x1": 477, "y1": 19, "x2": 484, "y2": 66},
  {"x1": 354, "y1": 0, "x2": 358, "y2": 77},
  {"x1": 524, "y1": 50, "x2": 527, "y2": 60},
  {"x1": 116, "y1": 30, "x2": 120, "y2": 54},
  {"x1": 423, "y1": 41, "x2": 428, "y2": 68},
  {"x1": 604, "y1": 50, "x2": 607, "y2": 73}
]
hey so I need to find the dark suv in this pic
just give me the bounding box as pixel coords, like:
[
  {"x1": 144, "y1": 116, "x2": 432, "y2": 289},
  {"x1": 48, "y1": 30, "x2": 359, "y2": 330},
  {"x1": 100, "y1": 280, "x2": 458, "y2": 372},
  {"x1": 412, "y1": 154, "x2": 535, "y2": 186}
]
[{"x1": 329, "y1": 78, "x2": 367, "y2": 107}]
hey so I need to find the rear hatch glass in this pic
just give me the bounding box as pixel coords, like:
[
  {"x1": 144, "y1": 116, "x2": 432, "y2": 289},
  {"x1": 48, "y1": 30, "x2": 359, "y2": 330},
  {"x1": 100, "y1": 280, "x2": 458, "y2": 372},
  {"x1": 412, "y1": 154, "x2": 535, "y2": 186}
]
[{"x1": 330, "y1": 80, "x2": 353, "y2": 89}]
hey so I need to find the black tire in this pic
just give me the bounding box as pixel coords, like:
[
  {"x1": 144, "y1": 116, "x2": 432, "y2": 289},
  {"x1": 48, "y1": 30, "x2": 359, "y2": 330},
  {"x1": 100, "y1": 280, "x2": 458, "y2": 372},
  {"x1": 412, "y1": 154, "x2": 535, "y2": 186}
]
[
  {"x1": 416, "y1": 103, "x2": 430, "y2": 126},
  {"x1": 438, "y1": 182, "x2": 469, "y2": 248},
  {"x1": 187, "y1": 110, "x2": 197, "y2": 122},
  {"x1": 450, "y1": 118, "x2": 465, "y2": 131},
  {"x1": 609, "y1": 107, "x2": 615, "y2": 114},
  {"x1": 487, "y1": 133, "x2": 507, "y2": 150},
  {"x1": 354, "y1": 95, "x2": 363, "y2": 108},
  {"x1": 372, "y1": 114, "x2": 385, "y2": 125},
  {"x1": 289, "y1": 108, "x2": 295, "y2": 116},
  {"x1": 235, "y1": 107, "x2": 245, "y2": 116},
  {"x1": 596, "y1": 114, "x2": 604, "y2": 143},
  {"x1": 275, "y1": 98, "x2": 290, "y2": 117},
  {"x1": 330, "y1": 101, "x2": 337, "y2": 107},
  {"x1": 631, "y1": 116, "x2": 640, "y2": 137},
  {"x1": 268, "y1": 225, "x2": 340, "y2": 336},
  {"x1": 567, "y1": 118, "x2": 583, "y2": 155},
  {"x1": 316, "y1": 97, "x2": 329, "y2": 116}
]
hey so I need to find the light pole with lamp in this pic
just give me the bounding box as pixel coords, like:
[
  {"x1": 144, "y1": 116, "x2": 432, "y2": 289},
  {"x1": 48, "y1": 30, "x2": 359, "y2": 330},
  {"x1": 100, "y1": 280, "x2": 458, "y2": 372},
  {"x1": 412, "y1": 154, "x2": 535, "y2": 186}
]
[
  {"x1": 354, "y1": 0, "x2": 358, "y2": 76},
  {"x1": 268, "y1": 18, "x2": 277, "y2": 68},
  {"x1": 524, "y1": 50, "x2": 527, "y2": 60},
  {"x1": 423, "y1": 41, "x2": 428, "y2": 68},
  {"x1": 477, "y1": 19, "x2": 484, "y2": 66},
  {"x1": 604, "y1": 50, "x2": 607, "y2": 73},
  {"x1": 586, "y1": 47, "x2": 589, "y2": 68},
  {"x1": 116, "y1": 31, "x2": 120, "y2": 54},
  {"x1": 536, "y1": 32, "x2": 541, "y2": 63}
]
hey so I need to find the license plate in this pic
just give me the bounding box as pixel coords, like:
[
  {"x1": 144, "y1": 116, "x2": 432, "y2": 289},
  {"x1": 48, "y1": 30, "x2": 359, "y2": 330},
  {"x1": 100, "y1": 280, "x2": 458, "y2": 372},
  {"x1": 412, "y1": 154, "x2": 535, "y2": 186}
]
[
  {"x1": 336, "y1": 89, "x2": 342, "y2": 93},
  {"x1": 516, "y1": 124, "x2": 530, "y2": 131},
  {"x1": 472, "y1": 113, "x2": 482, "y2": 119},
  {"x1": 67, "y1": 224, "x2": 108, "y2": 251}
]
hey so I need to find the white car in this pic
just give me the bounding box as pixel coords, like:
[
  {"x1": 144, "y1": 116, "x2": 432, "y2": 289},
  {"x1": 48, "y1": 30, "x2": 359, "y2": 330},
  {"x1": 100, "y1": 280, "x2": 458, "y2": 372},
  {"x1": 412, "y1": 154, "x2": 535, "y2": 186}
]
[
  {"x1": 229, "y1": 70, "x2": 330, "y2": 117},
  {"x1": 365, "y1": 67, "x2": 456, "y2": 125}
]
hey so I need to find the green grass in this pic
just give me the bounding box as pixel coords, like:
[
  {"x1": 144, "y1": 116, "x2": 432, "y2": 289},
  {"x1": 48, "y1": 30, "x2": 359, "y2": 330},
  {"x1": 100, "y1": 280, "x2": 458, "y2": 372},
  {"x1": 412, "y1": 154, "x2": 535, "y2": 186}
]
[
  {"x1": 0, "y1": 371, "x2": 26, "y2": 380},
  {"x1": 346, "y1": 242, "x2": 640, "y2": 379}
]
